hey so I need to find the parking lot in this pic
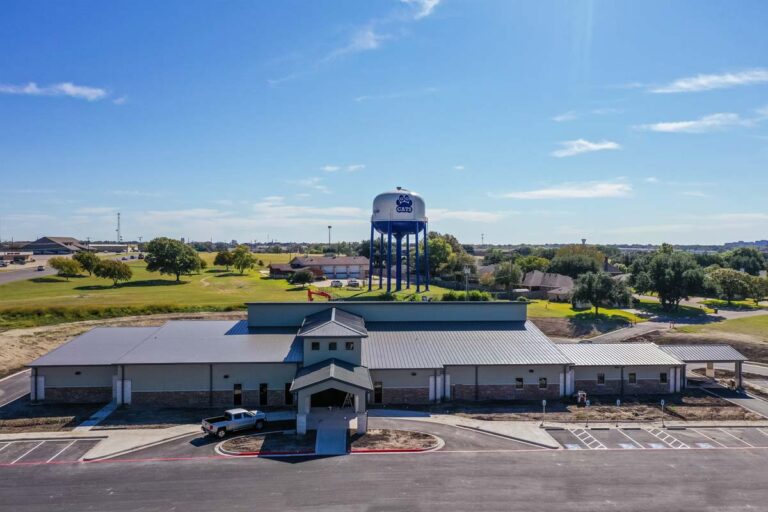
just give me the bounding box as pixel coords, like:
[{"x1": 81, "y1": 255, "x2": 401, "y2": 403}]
[
  {"x1": 0, "y1": 439, "x2": 99, "y2": 466},
  {"x1": 547, "y1": 426, "x2": 768, "y2": 451}
]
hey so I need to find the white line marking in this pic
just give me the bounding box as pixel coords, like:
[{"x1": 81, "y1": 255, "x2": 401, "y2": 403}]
[
  {"x1": 617, "y1": 429, "x2": 645, "y2": 449},
  {"x1": 757, "y1": 428, "x2": 768, "y2": 439},
  {"x1": 691, "y1": 429, "x2": 727, "y2": 448},
  {"x1": 719, "y1": 428, "x2": 753, "y2": 447},
  {"x1": 47, "y1": 440, "x2": 77, "y2": 463},
  {"x1": 0, "y1": 442, "x2": 12, "y2": 453},
  {"x1": 564, "y1": 444, "x2": 582, "y2": 450},
  {"x1": 0, "y1": 369, "x2": 30, "y2": 383},
  {"x1": 695, "y1": 443, "x2": 714, "y2": 449},
  {"x1": 618, "y1": 443, "x2": 637, "y2": 449},
  {"x1": 11, "y1": 441, "x2": 44, "y2": 464},
  {"x1": 649, "y1": 443, "x2": 667, "y2": 449}
]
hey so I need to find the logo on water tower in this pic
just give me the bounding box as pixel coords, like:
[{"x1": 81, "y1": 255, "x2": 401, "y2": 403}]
[{"x1": 395, "y1": 194, "x2": 413, "y2": 213}]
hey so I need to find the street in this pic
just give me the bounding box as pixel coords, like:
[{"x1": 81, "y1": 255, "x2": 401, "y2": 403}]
[{"x1": 0, "y1": 370, "x2": 30, "y2": 407}]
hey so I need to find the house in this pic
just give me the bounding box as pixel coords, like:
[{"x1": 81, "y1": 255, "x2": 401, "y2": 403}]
[
  {"x1": 0, "y1": 252, "x2": 33, "y2": 264},
  {"x1": 602, "y1": 257, "x2": 624, "y2": 276},
  {"x1": 521, "y1": 270, "x2": 574, "y2": 301},
  {"x1": 22, "y1": 236, "x2": 89, "y2": 255},
  {"x1": 270, "y1": 255, "x2": 370, "y2": 279},
  {"x1": 28, "y1": 301, "x2": 745, "y2": 435}
]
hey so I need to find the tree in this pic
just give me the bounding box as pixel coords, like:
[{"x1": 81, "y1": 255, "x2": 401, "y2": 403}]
[
  {"x1": 426, "y1": 237, "x2": 453, "y2": 275},
  {"x1": 289, "y1": 269, "x2": 314, "y2": 287},
  {"x1": 493, "y1": 261, "x2": 522, "y2": 293},
  {"x1": 572, "y1": 272, "x2": 629, "y2": 315},
  {"x1": 478, "y1": 272, "x2": 495, "y2": 288},
  {"x1": 48, "y1": 257, "x2": 82, "y2": 281},
  {"x1": 483, "y1": 248, "x2": 507, "y2": 265},
  {"x1": 213, "y1": 250, "x2": 234, "y2": 271},
  {"x1": 232, "y1": 245, "x2": 256, "y2": 274},
  {"x1": 94, "y1": 260, "x2": 133, "y2": 287},
  {"x1": 747, "y1": 275, "x2": 768, "y2": 305},
  {"x1": 517, "y1": 255, "x2": 550, "y2": 274},
  {"x1": 630, "y1": 249, "x2": 704, "y2": 310},
  {"x1": 198, "y1": 257, "x2": 208, "y2": 272},
  {"x1": 548, "y1": 254, "x2": 599, "y2": 279},
  {"x1": 554, "y1": 244, "x2": 605, "y2": 267},
  {"x1": 725, "y1": 247, "x2": 766, "y2": 276},
  {"x1": 73, "y1": 251, "x2": 99, "y2": 276},
  {"x1": 708, "y1": 268, "x2": 751, "y2": 304},
  {"x1": 144, "y1": 237, "x2": 200, "y2": 282}
]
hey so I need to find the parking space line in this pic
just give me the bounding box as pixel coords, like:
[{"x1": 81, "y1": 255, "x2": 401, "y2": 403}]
[
  {"x1": 47, "y1": 440, "x2": 77, "y2": 463},
  {"x1": 617, "y1": 429, "x2": 644, "y2": 449},
  {"x1": 690, "y1": 429, "x2": 727, "y2": 448},
  {"x1": 11, "y1": 441, "x2": 44, "y2": 464},
  {"x1": 645, "y1": 428, "x2": 689, "y2": 449},
  {"x1": 757, "y1": 428, "x2": 768, "y2": 439},
  {"x1": 0, "y1": 442, "x2": 12, "y2": 454},
  {"x1": 719, "y1": 428, "x2": 754, "y2": 448},
  {"x1": 568, "y1": 429, "x2": 606, "y2": 450}
]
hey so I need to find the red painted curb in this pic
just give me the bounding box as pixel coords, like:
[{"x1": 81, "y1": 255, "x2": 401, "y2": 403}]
[
  {"x1": 350, "y1": 448, "x2": 429, "y2": 453},
  {"x1": 225, "y1": 449, "x2": 315, "y2": 456}
]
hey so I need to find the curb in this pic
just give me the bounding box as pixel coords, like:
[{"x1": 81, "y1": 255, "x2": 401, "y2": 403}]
[
  {"x1": 350, "y1": 429, "x2": 444, "y2": 454},
  {"x1": 0, "y1": 369, "x2": 30, "y2": 383},
  {"x1": 458, "y1": 425, "x2": 559, "y2": 449},
  {"x1": 215, "y1": 429, "x2": 318, "y2": 458},
  {"x1": 0, "y1": 435, "x2": 107, "y2": 442},
  {"x1": 82, "y1": 430, "x2": 199, "y2": 462}
]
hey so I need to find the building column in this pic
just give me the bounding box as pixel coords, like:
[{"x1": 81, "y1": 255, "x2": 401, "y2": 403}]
[
  {"x1": 706, "y1": 362, "x2": 715, "y2": 378},
  {"x1": 735, "y1": 361, "x2": 743, "y2": 389}
]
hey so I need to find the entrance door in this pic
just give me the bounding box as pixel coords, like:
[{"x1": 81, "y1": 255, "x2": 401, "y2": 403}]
[
  {"x1": 284, "y1": 383, "x2": 294, "y2": 405},
  {"x1": 373, "y1": 382, "x2": 383, "y2": 404},
  {"x1": 259, "y1": 383, "x2": 268, "y2": 406},
  {"x1": 233, "y1": 384, "x2": 242, "y2": 406},
  {"x1": 311, "y1": 388, "x2": 348, "y2": 407}
]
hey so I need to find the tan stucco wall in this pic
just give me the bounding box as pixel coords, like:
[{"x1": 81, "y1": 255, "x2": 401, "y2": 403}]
[
  {"x1": 211, "y1": 363, "x2": 297, "y2": 390},
  {"x1": 448, "y1": 365, "x2": 563, "y2": 386},
  {"x1": 302, "y1": 337, "x2": 362, "y2": 366},
  {"x1": 369, "y1": 369, "x2": 433, "y2": 388},
  {"x1": 38, "y1": 366, "x2": 115, "y2": 388}
]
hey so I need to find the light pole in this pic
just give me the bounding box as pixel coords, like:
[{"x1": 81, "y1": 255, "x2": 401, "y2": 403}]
[
  {"x1": 327, "y1": 225, "x2": 332, "y2": 254},
  {"x1": 660, "y1": 399, "x2": 666, "y2": 428},
  {"x1": 540, "y1": 399, "x2": 547, "y2": 427},
  {"x1": 463, "y1": 265, "x2": 470, "y2": 297}
]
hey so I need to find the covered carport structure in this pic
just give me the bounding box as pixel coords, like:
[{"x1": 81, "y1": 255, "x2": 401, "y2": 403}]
[
  {"x1": 658, "y1": 344, "x2": 748, "y2": 390},
  {"x1": 291, "y1": 358, "x2": 373, "y2": 435}
]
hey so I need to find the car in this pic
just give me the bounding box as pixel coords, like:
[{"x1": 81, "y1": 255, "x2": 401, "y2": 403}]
[
  {"x1": 129, "y1": 255, "x2": 136, "y2": 260},
  {"x1": 121, "y1": 257, "x2": 128, "y2": 260},
  {"x1": 0, "y1": 262, "x2": 7, "y2": 268},
  {"x1": 36, "y1": 265, "x2": 45, "y2": 271},
  {"x1": 348, "y1": 279, "x2": 360, "y2": 287},
  {"x1": 201, "y1": 408, "x2": 267, "y2": 438},
  {"x1": 330, "y1": 280, "x2": 343, "y2": 288}
]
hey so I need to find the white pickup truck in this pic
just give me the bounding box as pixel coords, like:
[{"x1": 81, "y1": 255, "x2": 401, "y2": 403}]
[{"x1": 201, "y1": 408, "x2": 267, "y2": 438}]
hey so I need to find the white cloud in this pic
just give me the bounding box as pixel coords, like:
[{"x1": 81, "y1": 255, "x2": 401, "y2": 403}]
[
  {"x1": 681, "y1": 191, "x2": 708, "y2": 198},
  {"x1": 651, "y1": 69, "x2": 768, "y2": 94},
  {"x1": 321, "y1": 165, "x2": 341, "y2": 173},
  {"x1": 453, "y1": 165, "x2": 465, "y2": 171},
  {"x1": 323, "y1": 27, "x2": 388, "y2": 63},
  {"x1": 430, "y1": 209, "x2": 505, "y2": 223},
  {"x1": 0, "y1": 82, "x2": 108, "y2": 101},
  {"x1": 400, "y1": 0, "x2": 441, "y2": 19},
  {"x1": 322, "y1": 164, "x2": 364, "y2": 173},
  {"x1": 290, "y1": 177, "x2": 330, "y2": 194},
  {"x1": 496, "y1": 181, "x2": 631, "y2": 200},
  {"x1": 645, "y1": 177, "x2": 659, "y2": 184},
  {"x1": 346, "y1": 164, "x2": 365, "y2": 172},
  {"x1": 111, "y1": 189, "x2": 164, "y2": 198},
  {"x1": 75, "y1": 207, "x2": 117, "y2": 215},
  {"x1": 112, "y1": 96, "x2": 128, "y2": 105},
  {"x1": 638, "y1": 113, "x2": 749, "y2": 133},
  {"x1": 354, "y1": 87, "x2": 437, "y2": 103},
  {"x1": 552, "y1": 111, "x2": 578, "y2": 122},
  {"x1": 551, "y1": 139, "x2": 621, "y2": 158}
]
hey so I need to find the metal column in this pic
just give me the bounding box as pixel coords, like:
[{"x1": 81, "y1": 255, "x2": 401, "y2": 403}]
[
  {"x1": 424, "y1": 223, "x2": 430, "y2": 291},
  {"x1": 386, "y1": 222, "x2": 393, "y2": 293},
  {"x1": 368, "y1": 223, "x2": 375, "y2": 291},
  {"x1": 395, "y1": 235, "x2": 403, "y2": 292},
  {"x1": 406, "y1": 235, "x2": 411, "y2": 289},
  {"x1": 378, "y1": 232, "x2": 384, "y2": 289},
  {"x1": 415, "y1": 228, "x2": 420, "y2": 293}
]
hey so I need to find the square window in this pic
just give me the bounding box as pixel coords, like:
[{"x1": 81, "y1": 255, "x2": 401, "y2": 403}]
[
  {"x1": 628, "y1": 373, "x2": 637, "y2": 384},
  {"x1": 345, "y1": 341, "x2": 354, "y2": 351},
  {"x1": 660, "y1": 372, "x2": 668, "y2": 384},
  {"x1": 329, "y1": 342, "x2": 337, "y2": 351},
  {"x1": 597, "y1": 373, "x2": 605, "y2": 385},
  {"x1": 515, "y1": 378, "x2": 524, "y2": 390},
  {"x1": 538, "y1": 377, "x2": 547, "y2": 389},
  {"x1": 311, "y1": 341, "x2": 320, "y2": 351}
]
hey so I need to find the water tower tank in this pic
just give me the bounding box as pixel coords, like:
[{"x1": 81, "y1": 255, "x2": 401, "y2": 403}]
[{"x1": 371, "y1": 187, "x2": 427, "y2": 234}]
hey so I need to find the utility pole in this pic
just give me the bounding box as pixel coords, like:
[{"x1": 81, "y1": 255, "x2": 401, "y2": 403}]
[
  {"x1": 116, "y1": 212, "x2": 122, "y2": 243},
  {"x1": 328, "y1": 225, "x2": 332, "y2": 253},
  {"x1": 481, "y1": 233, "x2": 485, "y2": 246}
]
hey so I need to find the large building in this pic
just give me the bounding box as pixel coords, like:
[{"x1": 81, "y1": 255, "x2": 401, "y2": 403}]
[
  {"x1": 21, "y1": 236, "x2": 89, "y2": 255},
  {"x1": 269, "y1": 255, "x2": 370, "y2": 279},
  {"x1": 27, "y1": 301, "x2": 746, "y2": 433}
]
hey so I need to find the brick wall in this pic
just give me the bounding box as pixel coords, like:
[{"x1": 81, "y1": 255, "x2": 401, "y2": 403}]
[
  {"x1": 574, "y1": 380, "x2": 622, "y2": 395},
  {"x1": 44, "y1": 387, "x2": 112, "y2": 404},
  {"x1": 382, "y1": 387, "x2": 430, "y2": 404},
  {"x1": 132, "y1": 391, "x2": 210, "y2": 407},
  {"x1": 575, "y1": 379, "x2": 670, "y2": 395},
  {"x1": 476, "y1": 384, "x2": 560, "y2": 400}
]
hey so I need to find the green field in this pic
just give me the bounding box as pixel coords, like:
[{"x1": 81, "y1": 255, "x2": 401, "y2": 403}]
[
  {"x1": 677, "y1": 315, "x2": 768, "y2": 342},
  {"x1": 635, "y1": 298, "x2": 713, "y2": 318},
  {"x1": 525, "y1": 300, "x2": 643, "y2": 323},
  {"x1": 0, "y1": 253, "x2": 450, "y2": 330},
  {"x1": 699, "y1": 299, "x2": 765, "y2": 311}
]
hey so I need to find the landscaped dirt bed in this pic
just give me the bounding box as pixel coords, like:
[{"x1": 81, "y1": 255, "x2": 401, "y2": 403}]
[
  {"x1": 0, "y1": 398, "x2": 104, "y2": 433},
  {"x1": 221, "y1": 430, "x2": 316, "y2": 454},
  {"x1": 349, "y1": 429, "x2": 439, "y2": 451},
  {"x1": 95, "y1": 408, "x2": 295, "y2": 430}
]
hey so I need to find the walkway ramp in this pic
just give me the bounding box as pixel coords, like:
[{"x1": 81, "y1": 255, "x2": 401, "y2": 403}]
[{"x1": 315, "y1": 427, "x2": 347, "y2": 455}]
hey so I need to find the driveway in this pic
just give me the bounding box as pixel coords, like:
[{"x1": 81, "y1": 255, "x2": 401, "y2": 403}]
[{"x1": 0, "y1": 370, "x2": 30, "y2": 407}]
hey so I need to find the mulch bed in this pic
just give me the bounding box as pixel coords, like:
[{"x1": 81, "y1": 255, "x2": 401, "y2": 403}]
[
  {"x1": 349, "y1": 429, "x2": 439, "y2": 451},
  {"x1": 221, "y1": 430, "x2": 316, "y2": 454},
  {"x1": 0, "y1": 398, "x2": 103, "y2": 433}
]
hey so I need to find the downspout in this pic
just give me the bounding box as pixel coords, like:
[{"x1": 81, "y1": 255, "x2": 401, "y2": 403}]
[
  {"x1": 121, "y1": 365, "x2": 126, "y2": 406},
  {"x1": 474, "y1": 365, "x2": 479, "y2": 401},
  {"x1": 620, "y1": 366, "x2": 624, "y2": 397},
  {"x1": 442, "y1": 367, "x2": 446, "y2": 402},
  {"x1": 32, "y1": 367, "x2": 38, "y2": 401},
  {"x1": 433, "y1": 369, "x2": 438, "y2": 403},
  {"x1": 209, "y1": 364, "x2": 213, "y2": 407}
]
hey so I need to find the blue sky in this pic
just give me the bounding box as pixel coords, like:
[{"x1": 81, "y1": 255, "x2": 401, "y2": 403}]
[{"x1": 2, "y1": 0, "x2": 767, "y2": 245}]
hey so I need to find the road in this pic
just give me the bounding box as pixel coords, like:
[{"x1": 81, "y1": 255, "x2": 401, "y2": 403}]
[
  {"x1": 0, "y1": 370, "x2": 30, "y2": 407},
  {"x1": 0, "y1": 266, "x2": 56, "y2": 285},
  {"x1": 1, "y1": 446, "x2": 767, "y2": 511}
]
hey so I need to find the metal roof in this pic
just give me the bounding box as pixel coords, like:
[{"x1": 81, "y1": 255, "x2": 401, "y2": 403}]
[
  {"x1": 298, "y1": 308, "x2": 368, "y2": 337},
  {"x1": 658, "y1": 344, "x2": 747, "y2": 362},
  {"x1": 556, "y1": 343, "x2": 683, "y2": 367},
  {"x1": 362, "y1": 321, "x2": 572, "y2": 369},
  {"x1": 116, "y1": 320, "x2": 302, "y2": 364},
  {"x1": 291, "y1": 358, "x2": 373, "y2": 392},
  {"x1": 29, "y1": 327, "x2": 159, "y2": 367}
]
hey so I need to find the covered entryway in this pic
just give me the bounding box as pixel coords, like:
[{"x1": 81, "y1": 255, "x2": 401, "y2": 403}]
[
  {"x1": 658, "y1": 344, "x2": 748, "y2": 389},
  {"x1": 290, "y1": 358, "x2": 374, "y2": 437}
]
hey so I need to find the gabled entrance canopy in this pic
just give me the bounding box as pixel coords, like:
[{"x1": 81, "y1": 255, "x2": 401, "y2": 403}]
[{"x1": 297, "y1": 308, "x2": 368, "y2": 338}]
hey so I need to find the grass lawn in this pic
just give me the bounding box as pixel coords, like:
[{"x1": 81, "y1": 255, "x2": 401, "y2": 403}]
[
  {"x1": 0, "y1": 253, "x2": 449, "y2": 330},
  {"x1": 677, "y1": 315, "x2": 768, "y2": 343},
  {"x1": 635, "y1": 298, "x2": 713, "y2": 317},
  {"x1": 699, "y1": 298, "x2": 765, "y2": 310},
  {"x1": 526, "y1": 300, "x2": 644, "y2": 323}
]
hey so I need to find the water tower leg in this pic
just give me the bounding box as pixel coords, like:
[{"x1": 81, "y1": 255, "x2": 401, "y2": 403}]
[
  {"x1": 406, "y1": 235, "x2": 411, "y2": 289},
  {"x1": 415, "y1": 229, "x2": 421, "y2": 293},
  {"x1": 368, "y1": 224, "x2": 374, "y2": 291},
  {"x1": 386, "y1": 226, "x2": 393, "y2": 293},
  {"x1": 378, "y1": 233, "x2": 384, "y2": 289},
  {"x1": 395, "y1": 235, "x2": 403, "y2": 292},
  {"x1": 424, "y1": 223, "x2": 430, "y2": 291}
]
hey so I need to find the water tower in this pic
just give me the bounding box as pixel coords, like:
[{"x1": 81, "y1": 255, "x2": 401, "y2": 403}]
[{"x1": 368, "y1": 187, "x2": 430, "y2": 293}]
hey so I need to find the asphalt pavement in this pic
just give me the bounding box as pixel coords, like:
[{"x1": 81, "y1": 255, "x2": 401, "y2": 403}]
[
  {"x1": 0, "y1": 370, "x2": 30, "y2": 407},
  {"x1": 0, "y1": 266, "x2": 56, "y2": 285}
]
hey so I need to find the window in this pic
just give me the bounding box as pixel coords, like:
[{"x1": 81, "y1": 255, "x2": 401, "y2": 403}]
[
  {"x1": 660, "y1": 372, "x2": 668, "y2": 384},
  {"x1": 539, "y1": 377, "x2": 547, "y2": 389},
  {"x1": 373, "y1": 382, "x2": 383, "y2": 404},
  {"x1": 597, "y1": 373, "x2": 605, "y2": 385},
  {"x1": 345, "y1": 341, "x2": 354, "y2": 351},
  {"x1": 259, "y1": 383, "x2": 268, "y2": 406},
  {"x1": 515, "y1": 378, "x2": 524, "y2": 390},
  {"x1": 311, "y1": 341, "x2": 320, "y2": 351},
  {"x1": 329, "y1": 342, "x2": 337, "y2": 351},
  {"x1": 284, "y1": 383, "x2": 294, "y2": 405},
  {"x1": 628, "y1": 373, "x2": 637, "y2": 384}
]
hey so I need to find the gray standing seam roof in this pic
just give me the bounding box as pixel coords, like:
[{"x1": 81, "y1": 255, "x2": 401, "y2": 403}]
[
  {"x1": 28, "y1": 327, "x2": 160, "y2": 367},
  {"x1": 291, "y1": 358, "x2": 373, "y2": 392},
  {"x1": 298, "y1": 308, "x2": 368, "y2": 337},
  {"x1": 362, "y1": 320, "x2": 572, "y2": 369},
  {"x1": 556, "y1": 343, "x2": 683, "y2": 367},
  {"x1": 658, "y1": 344, "x2": 747, "y2": 362}
]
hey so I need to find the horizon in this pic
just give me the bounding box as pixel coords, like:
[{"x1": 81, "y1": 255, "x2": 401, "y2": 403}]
[{"x1": 3, "y1": 1, "x2": 768, "y2": 245}]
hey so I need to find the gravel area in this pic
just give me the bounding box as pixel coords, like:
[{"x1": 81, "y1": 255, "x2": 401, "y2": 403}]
[
  {"x1": 221, "y1": 430, "x2": 316, "y2": 454},
  {"x1": 349, "y1": 429, "x2": 439, "y2": 451}
]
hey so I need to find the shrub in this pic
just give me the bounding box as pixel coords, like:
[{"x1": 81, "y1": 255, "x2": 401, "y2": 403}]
[{"x1": 442, "y1": 291, "x2": 459, "y2": 301}]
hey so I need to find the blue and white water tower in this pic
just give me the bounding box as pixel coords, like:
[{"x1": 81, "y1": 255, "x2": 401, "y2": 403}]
[{"x1": 368, "y1": 187, "x2": 430, "y2": 293}]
